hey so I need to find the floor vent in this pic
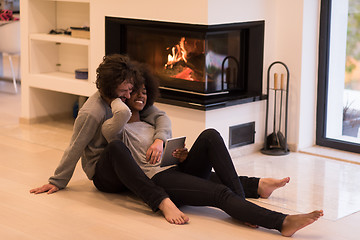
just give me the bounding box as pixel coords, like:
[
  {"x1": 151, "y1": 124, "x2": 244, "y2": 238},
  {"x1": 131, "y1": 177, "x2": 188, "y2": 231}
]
[{"x1": 229, "y1": 122, "x2": 255, "y2": 149}]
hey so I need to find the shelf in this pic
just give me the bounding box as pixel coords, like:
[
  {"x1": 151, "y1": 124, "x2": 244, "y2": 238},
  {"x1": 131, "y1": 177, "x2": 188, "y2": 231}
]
[
  {"x1": 30, "y1": 33, "x2": 90, "y2": 46},
  {"x1": 21, "y1": 0, "x2": 92, "y2": 121},
  {"x1": 28, "y1": 72, "x2": 96, "y2": 96}
]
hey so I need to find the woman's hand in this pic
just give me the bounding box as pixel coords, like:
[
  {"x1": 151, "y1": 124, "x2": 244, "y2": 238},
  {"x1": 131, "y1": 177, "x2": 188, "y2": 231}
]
[
  {"x1": 30, "y1": 183, "x2": 59, "y2": 194},
  {"x1": 146, "y1": 139, "x2": 164, "y2": 164},
  {"x1": 172, "y1": 148, "x2": 188, "y2": 163}
]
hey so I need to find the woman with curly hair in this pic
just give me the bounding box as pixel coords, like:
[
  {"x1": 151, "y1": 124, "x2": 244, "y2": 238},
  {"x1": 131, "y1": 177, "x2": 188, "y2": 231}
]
[{"x1": 102, "y1": 62, "x2": 324, "y2": 237}]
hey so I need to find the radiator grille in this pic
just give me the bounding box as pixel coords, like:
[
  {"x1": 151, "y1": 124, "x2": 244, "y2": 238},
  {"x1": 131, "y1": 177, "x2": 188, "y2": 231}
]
[{"x1": 229, "y1": 122, "x2": 255, "y2": 149}]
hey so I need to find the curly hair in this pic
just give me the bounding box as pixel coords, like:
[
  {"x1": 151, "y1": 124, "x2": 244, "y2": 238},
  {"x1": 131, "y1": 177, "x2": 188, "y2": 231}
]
[
  {"x1": 95, "y1": 54, "x2": 143, "y2": 99},
  {"x1": 131, "y1": 62, "x2": 160, "y2": 111}
]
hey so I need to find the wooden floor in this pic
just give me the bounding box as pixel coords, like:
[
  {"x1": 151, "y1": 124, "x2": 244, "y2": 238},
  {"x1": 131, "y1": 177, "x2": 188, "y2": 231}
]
[{"x1": 1, "y1": 83, "x2": 360, "y2": 240}]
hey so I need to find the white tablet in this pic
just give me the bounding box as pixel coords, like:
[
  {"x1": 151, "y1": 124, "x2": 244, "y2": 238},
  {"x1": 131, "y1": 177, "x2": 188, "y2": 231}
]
[{"x1": 160, "y1": 136, "x2": 186, "y2": 167}]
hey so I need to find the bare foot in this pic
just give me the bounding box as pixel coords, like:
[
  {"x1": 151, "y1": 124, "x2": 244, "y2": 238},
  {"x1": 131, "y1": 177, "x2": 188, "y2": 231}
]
[
  {"x1": 258, "y1": 177, "x2": 290, "y2": 198},
  {"x1": 281, "y1": 210, "x2": 324, "y2": 237},
  {"x1": 158, "y1": 198, "x2": 189, "y2": 225}
]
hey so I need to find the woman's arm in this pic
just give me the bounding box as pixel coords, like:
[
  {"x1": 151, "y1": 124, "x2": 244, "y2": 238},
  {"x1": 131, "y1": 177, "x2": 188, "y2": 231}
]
[
  {"x1": 102, "y1": 98, "x2": 132, "y2": 143},
  {"x1": 141, "y1": 105, "x2": 172, "y2": 163},
  {"x1": 146, "y1": 138, "x2": 164, "y2": 164}
]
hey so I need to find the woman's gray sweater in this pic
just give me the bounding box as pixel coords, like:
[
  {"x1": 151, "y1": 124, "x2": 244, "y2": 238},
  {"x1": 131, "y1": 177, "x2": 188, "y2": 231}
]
[{"x1": 101, "y1": 99, "x2": 174, "y2": 178}]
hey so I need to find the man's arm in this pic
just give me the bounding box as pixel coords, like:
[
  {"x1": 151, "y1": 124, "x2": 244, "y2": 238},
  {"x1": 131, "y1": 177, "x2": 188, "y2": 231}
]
[
  {"x1": 141, "y1": 105, "x2": 172, "y2": 142},
  {"x1": 48, "y1": 113, "x2": 100, "y2": 190},
  {"x1": 30, "y1": 183, "x2": 59, "y2": 194}
]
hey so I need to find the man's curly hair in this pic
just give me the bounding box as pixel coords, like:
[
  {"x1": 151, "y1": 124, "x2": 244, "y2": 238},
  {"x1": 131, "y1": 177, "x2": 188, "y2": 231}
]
[
  {"x1": 95, "y1": 54, "x2": 143, "y2": 99},
  {"x1": 131, "y1": 62, "x2": 160, "y2": 111}
]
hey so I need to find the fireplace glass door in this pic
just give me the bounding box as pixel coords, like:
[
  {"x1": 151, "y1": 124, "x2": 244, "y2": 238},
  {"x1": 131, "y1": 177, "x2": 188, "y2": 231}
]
[{"x1": 125, "y1": 26, "x2": 244, "y2": 94}]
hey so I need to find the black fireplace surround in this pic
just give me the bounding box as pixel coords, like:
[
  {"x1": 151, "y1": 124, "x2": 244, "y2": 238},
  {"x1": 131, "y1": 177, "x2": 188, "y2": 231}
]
[{"x1": 105, "y1": 17, "x2": 265, "y2": 110}]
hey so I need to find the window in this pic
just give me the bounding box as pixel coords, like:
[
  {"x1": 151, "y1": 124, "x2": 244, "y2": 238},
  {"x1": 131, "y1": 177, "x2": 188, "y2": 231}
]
[{"x1": 317, "y1": 0, "x2": 360, "y2": 153}]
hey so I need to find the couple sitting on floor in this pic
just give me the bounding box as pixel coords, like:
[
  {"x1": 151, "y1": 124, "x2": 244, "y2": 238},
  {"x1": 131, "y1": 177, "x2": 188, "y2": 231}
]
[{"x1": 30, "y1": 54, "x2": 323, "y2": 237}]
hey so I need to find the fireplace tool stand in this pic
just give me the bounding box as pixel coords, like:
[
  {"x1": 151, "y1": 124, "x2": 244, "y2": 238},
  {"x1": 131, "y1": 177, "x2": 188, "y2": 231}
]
[{"x1": 261, "y1": 61, "x2": 290, "y2": 156}]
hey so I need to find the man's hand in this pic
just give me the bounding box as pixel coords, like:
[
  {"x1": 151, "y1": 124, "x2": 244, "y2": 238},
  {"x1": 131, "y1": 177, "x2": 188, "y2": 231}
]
[
  {"x1": 146, "y1": 139, "x2": 164, "y2": 164},
  {"x1": 172, "y1": 148, "x2": 188, "y2": 163},
  {"x1": 30, "y1": 183, "x2": 59, "y2": 194}
]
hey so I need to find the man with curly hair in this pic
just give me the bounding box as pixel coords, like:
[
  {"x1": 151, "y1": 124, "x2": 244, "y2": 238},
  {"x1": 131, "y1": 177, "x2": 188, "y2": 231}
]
[{"x1": 30, "y1": 54, "x2": 189, "y2": 224}]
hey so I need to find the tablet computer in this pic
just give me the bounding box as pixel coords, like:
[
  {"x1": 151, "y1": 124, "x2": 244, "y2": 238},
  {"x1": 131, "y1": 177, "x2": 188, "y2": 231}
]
[{"x1": 160, "y1": 136, "x2": 186, "y2": 167}]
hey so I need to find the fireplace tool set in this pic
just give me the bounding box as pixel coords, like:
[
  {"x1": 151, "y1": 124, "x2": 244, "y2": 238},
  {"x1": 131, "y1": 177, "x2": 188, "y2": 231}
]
[{"x1": 261, "y1": 61, "x2": 290, "y2": 155}]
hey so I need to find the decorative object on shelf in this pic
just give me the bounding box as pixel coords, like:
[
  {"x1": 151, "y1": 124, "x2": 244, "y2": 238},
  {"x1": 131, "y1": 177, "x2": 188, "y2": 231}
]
[
  {"x1": 70, "y1": 26, "x2": 90, "y2": 39},
  {"x1": 261, "y1": 61, "x2": 290, "y2": 156},
  {"x1": 49, "y1": 28, "x2": 71, "y2": 35},
  {"x1": 75, "y1": 68, "x2": 88, "y2": 80}
]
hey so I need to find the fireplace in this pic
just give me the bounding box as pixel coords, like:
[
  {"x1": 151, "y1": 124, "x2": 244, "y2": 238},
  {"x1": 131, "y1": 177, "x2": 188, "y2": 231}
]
[{"x1": 105, "y1": 17, "x2": 265, "y2": 110}]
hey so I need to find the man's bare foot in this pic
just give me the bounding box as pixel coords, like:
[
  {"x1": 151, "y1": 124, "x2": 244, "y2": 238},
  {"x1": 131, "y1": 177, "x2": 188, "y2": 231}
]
[
  {"x1": 158, "y1": 198, "x2": 189, "y2": 225},
  {"x1": 258, "y1": 177, "x2": 290, "y2": 198},
  {"x1": 281, "y1": 210, "x2": 324, "y2": 237}
]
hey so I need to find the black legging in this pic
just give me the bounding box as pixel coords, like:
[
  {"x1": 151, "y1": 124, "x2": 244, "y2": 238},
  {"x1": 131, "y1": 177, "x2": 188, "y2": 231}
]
[
  {"x1": 92, "y1": 140, "x2": 169, "y2": 212},
  {"x1": 152, "y1": 129, "x2": 287, "y2": 231}
]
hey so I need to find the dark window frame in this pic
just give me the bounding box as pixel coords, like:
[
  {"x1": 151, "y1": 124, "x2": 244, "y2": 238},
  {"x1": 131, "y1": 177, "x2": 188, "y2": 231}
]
[{"x1": 317, "y1": 0, "x2": 360, "y2": 153}]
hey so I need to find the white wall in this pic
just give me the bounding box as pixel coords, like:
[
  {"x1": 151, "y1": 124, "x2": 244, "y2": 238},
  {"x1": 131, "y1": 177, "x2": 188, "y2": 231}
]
[
  {"x1": 90, "y1": 0, "x2": 208, "y2": 80},
  {"x1": 205, "y1": 100, "x2": 266, "y2": 151},
  {"x1": 298, "y1": 0, "x2": 321, "y2": 149},
  {"x1": 90, "y1": 0, "x2": 321, "y2": 151},
  {"x1": 155, "y1": 103, "x2": 206, "y2": 147},
  {"x1": 209, "y1": 0, "x2": 321, "y2": 150}
]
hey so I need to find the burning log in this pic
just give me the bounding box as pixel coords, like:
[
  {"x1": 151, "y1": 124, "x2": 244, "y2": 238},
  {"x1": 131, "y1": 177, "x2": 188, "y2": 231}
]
[{"x1": 163, "y1": 37, "x2": 205, "y2": 81}]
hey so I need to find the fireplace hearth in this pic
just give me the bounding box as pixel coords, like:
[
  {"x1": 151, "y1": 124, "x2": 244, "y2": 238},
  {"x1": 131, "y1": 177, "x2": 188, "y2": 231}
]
[{"x1": 105, "y1": 17, "x2": 266, "y2": 110}]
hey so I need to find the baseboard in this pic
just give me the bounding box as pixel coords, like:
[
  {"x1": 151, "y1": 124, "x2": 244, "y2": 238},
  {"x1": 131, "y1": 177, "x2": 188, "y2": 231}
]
[{"x1": 229, "y1": 142, "x2": 297, "y2": 159}]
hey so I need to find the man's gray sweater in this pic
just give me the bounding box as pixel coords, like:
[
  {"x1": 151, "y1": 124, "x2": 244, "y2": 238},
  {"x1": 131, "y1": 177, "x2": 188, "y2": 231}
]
[{"x1": 48, "y1": 91, "x2": 171, "y2": 189}]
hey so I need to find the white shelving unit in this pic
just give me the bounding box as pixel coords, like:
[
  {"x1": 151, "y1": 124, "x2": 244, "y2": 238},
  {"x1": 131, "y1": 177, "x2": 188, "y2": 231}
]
[
  {"x1": 29, "y1": 33, "x2": 90, "y2": 45},
  {"x1": 21, "y1": 0, "x2": 96, "y2": 122}
]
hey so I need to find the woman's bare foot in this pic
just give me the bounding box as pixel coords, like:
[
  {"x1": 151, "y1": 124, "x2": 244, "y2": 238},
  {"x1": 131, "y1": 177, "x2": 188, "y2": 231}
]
[
  {"x1": 158, "y1": 198, "x2": 189, "y2": 225},
  {"x1": 258, "y1": 177, "x2": 290, "y2": 198},
  {"x1": 281, "y1": 210, "x2": 324, "y2": 237}
]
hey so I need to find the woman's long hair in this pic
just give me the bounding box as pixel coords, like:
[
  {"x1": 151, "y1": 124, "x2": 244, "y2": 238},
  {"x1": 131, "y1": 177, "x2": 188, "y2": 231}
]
[{"x1": 132, "y1": 62, "x2": 160, "y2": 111}]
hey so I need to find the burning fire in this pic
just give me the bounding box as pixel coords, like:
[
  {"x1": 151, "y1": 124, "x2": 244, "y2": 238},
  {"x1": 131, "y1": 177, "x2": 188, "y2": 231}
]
[
  {"x1": 165, "y1": 37, "x2": 188, "y2": 69},
  {"x1": 163, "y1": 37, "x2": 205, "y2": 81}
]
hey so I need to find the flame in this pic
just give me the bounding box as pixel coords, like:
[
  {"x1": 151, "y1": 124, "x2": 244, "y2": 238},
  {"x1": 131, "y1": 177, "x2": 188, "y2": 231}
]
[{"x1": 165, "y1": 37, "x2": 187, "y2": 68}]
